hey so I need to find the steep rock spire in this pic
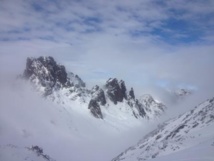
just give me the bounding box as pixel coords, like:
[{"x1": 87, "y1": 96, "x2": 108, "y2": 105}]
[
  {"x1": 129, "y1": 87, "x2": 135, "y2": 100},
  {"x1": 105, "y1": 78, "x2": 127, "y2": 104}
]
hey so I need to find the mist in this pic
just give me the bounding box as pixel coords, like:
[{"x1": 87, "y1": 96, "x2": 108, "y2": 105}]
[
  {"x1": 0, "y1": 0, "x2": 214, "y2": 160},
  {"x1": 0, "y1": 77, "x2": 161, "y2": 161}
]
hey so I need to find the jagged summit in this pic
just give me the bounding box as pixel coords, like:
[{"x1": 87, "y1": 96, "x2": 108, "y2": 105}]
[
  {"x1": 21, "y1": 56, "x2": 166, "y2": 120},
  {"x1": 129, "y1": 87, "x2": 135, "y2": 100},
  {"x1": 91, "y1": 85, "x2": 106, "y2": 106},
  {"x1": 24, "y1": 56, "x2": 68, "y2": 86},
  {"x1": 22, "y1": 56, "x2": 86, "y2": 96},
  {"x1": 105, "y1": 78, "x2": 127, "y2": 104}
]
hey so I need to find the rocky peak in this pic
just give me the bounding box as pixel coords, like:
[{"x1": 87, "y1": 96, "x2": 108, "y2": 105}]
[
  {"x1": 23, "y1": 56, "x2": 68, "y2": 87},
  {"x1": 106, "y1": 78, "x2": 119, "y2": 89},
  {"x1": 21, "y1": 56, "x2": 166, "y2": 120},
  {"x1": 129, "y1": 87, "x2": 135, "y2": 100},
  {"x1": 22, "y1": 56, "x2": 88, "y2": 98},
  {"x1": 91, "y1": 85, "x2": 106, "y2": 106},
  {"x1": 67, "y1": 72, "x2": 86, "y2": 88},
  {"x1": 105, "y1": 78, "x2": 127, "y2": 104}
]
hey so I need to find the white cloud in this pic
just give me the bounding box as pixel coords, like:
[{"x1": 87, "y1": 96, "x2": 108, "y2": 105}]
[{"x1": 0, "y1": 0, "x2": 213, "y2": 106}]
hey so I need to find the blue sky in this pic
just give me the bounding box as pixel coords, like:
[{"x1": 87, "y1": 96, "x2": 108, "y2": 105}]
[
  {"x1": 0, "y1": 0, "x2": 213, "y2": 43},
  {"x1": 0, "y1": 0, "x2": 214, "y2": 100}
]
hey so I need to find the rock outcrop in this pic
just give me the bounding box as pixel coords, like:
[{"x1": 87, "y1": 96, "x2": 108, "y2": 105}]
[
  {"x1": 88, "y1": 100, "x2": 103, "y2": 119},
  {"x1": 88, "y1": 85, "x2": 106, "y2": 118}
]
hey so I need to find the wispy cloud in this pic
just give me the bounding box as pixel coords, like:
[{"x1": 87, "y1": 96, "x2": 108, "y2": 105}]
[
  {"x1": 1, "y1": 0, "x2": 213, "y2": 43},
  {"x1": 0, "y1": 0, "x2": 214, "y2": 104}
]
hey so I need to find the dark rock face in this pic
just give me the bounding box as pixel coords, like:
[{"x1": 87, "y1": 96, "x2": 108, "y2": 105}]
[
  {"x1": 55, "y1": 65, "x2": 67, "y2": 85},
  {"x1": 127, "y1": 99, "x2": 146, "y2": 118},
  {"x1": 105, "y1": 78, "x2": 127, "y2": 104},
  {"x1": 91, "y1": 85, "x2": 106, "y2": 105},
  {"x1": 135, "y1": 99, "x2": 146, "y2": 117},
  {"x1": 28, "y1": 145, "x2": 55, "y2": 161},
  {"x1": 88, "y1": 85, "x2": 106, "y2": 119},
  {"x1": 119, "y1": 80, "x2": 127, "y2": 100},
  {"x1": 23, "y1": 56, "x2": 68, "y2": 88},
  {"x1": 22, "y1": 56, "x2": 87, "y2": 97},
  {"x1": 88, "y1": 100, "x2": 103, "y2": 119}
]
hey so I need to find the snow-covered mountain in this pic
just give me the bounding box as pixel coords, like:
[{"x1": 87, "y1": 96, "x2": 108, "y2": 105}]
[
  {"x1": 21, "y1": 56, "x2": 166, "y2": 120},
  {"x1": 1, "y1": 56, "x2": 213, "y2": 161},
  {"x1": 112, "y1": 97, "x2": 214, "y2": 161}
]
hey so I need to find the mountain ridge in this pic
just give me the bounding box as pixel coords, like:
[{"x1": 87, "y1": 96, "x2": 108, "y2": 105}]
[{"x1": 21, "y1": 56, "x2": 166, "y2": 120}]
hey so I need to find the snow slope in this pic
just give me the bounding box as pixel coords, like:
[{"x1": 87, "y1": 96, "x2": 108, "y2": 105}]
[
  {"x1": 112, "y1": 97, "x2": 214, "y2": 161},
  {"x1": 0, "y1": 79, "x2": 152, "y2": 161},
  {"x1": 151, "y1": 139, "x2": 214, "y2": 161}
]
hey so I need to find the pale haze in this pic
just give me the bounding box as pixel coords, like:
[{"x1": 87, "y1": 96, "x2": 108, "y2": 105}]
[{"x1": 0, "y1": 1, "x2": 214, "y2": 161}]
